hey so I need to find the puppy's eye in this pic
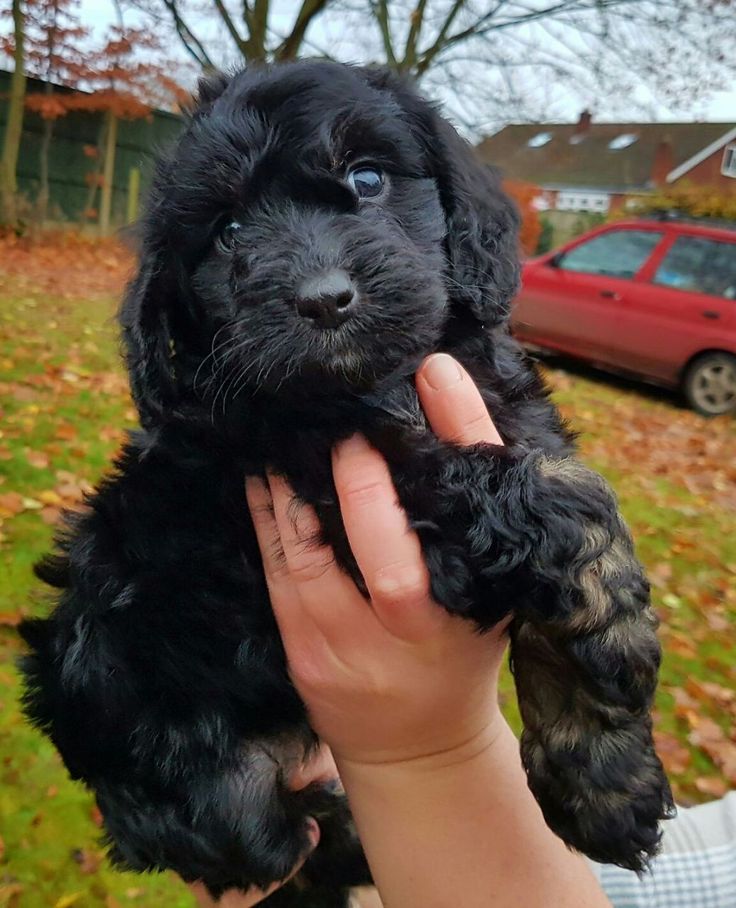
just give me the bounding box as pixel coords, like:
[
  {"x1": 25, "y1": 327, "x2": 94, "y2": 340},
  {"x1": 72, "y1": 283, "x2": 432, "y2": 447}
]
[
  {"x1": 217, "y1": 220, "x2": 243, "y2": 252},
  {"x1": 347, "y1": 166, "x2": 384, "y2": 199}
]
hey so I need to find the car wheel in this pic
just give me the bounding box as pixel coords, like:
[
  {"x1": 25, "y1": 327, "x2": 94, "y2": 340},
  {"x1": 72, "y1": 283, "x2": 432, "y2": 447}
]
[{"x1": 683, "y1": 352, "x2": 736, "y2": 416}]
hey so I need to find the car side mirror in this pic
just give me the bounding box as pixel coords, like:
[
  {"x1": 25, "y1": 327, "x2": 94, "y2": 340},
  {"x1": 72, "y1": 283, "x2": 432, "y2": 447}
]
[{"x1": 548, "y1": 252, "x2": 564, "y2": 268}]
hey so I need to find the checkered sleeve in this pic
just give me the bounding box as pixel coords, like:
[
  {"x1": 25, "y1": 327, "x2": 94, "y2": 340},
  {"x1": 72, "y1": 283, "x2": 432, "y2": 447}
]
[{"x1": 589, "y1": 793, "x2": 736, "y2": 908}]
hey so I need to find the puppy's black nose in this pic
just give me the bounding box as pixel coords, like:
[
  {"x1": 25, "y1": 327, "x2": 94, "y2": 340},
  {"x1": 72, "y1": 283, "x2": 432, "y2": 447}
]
[{"x1": 296, "y1": 269, "x2": 356, "y2": 328}]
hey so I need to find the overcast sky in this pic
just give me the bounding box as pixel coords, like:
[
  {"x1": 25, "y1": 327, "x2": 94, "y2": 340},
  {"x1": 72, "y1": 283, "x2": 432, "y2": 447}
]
[{"x1": 70, "y1": 0, "x2": 736, "y2": 130}]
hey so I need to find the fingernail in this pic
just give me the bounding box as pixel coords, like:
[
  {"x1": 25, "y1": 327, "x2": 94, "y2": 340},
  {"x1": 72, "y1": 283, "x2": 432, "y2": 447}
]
[
  {"x1": 305, "y1": 817, "x2": 320, "y2": 848},
  {"x1": 422, "y1": 354, "x2": 463, "y2": 390},
  {"x1": 245, "y1": 475, "x2": 266, "y2": 492},
  {"x1": 334, "y1": 433, "x2": 370, "y2": 461}
]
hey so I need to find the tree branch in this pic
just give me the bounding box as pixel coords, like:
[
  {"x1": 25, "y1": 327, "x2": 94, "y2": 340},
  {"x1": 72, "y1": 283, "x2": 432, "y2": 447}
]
[
  {"x1": 211, "y1": 0, "x2": 248, "y2": 57},
  {"x1": 414, "y1": 0, "x2": 642, "y2": 77},
  {"x1": 246, "y1": 0, "x2": 270, "y2": 60},
  {"x1": 371, "y1": 0, "x2": 397, "y2": 67},
  {"x1": 159, "y1": 0, "x2": 213, "y2": 68},
  {"x1": 402, "y1": 0, "x2": 429, "y2": 71},
  {"x1": 413, "y1": 0, "x2": 470, "y2": 77},
  {"x1": 275, "y1": 0, "x2": 332, "y2": 61}
]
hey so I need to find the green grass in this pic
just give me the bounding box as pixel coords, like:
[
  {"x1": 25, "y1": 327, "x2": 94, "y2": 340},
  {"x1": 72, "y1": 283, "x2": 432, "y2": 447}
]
[
  {"x1": 0, "y1": 288, "x2": 193, "y2": 908},
  {"x1": 1, "y1": 281, "x2": 734, "y2": 906}
]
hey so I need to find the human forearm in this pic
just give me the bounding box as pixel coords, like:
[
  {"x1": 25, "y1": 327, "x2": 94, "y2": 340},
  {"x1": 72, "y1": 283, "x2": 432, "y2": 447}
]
[{"x1": 337, "y1": 714, "x2": 612, "y2": 908}]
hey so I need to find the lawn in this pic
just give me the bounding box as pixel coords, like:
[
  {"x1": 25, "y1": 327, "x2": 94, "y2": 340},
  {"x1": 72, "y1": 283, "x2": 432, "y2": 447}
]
[{"x1": 1, "y1": 238, "x2": 735, "y2": 908}]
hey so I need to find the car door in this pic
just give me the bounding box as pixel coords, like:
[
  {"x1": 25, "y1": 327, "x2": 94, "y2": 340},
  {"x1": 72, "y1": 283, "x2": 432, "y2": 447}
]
[
  {"x1": 612, "y1": 232, "x2": 736, "y2": 384},
  {"x1": 515, "y1": 226, "x2": 664, "y2": 363}
]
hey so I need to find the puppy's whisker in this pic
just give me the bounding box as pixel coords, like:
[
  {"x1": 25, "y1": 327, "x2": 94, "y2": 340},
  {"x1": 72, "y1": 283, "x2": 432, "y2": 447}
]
[{"x1": 194, "y1": 322, "x2": 250, "y2": 395}]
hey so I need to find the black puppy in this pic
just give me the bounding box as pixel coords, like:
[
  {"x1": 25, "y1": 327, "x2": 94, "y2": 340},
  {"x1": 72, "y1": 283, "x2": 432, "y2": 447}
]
[{"x1": 20, "y1": 62, "x2": 674, "y2": 906}]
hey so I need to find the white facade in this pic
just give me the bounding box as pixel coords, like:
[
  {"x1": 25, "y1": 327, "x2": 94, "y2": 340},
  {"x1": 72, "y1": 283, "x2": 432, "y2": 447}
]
[{"x1": 554, "y1": 190, "x2": 611, "y2": 213}]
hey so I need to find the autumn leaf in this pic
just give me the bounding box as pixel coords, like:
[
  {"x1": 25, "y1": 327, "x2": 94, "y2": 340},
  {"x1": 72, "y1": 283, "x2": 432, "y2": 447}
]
[
  {"x1": 654, "y1": 730, "x2": 692, "y2": 776},
  {"x1": 0, "y1": 492, "x2": 25, "y2": 517},
  {"x1": 25, "y1": 448, "x2": 50, "y2": 469},
  {"x1": 54, "y1": 424, "x2": 78, "y2": 441},
  {"x1": 0, "y1": 612, "x2": 24, "y2": 628},
  {"x1": 54, "y1": 894, "x2": 83, "y2": 908},
  {"x1": 72, "y1": 848, "x2": 102, "y2": 875},
  {"x1": 695, "y1": 776, "x2": 728, "y2": 797}
]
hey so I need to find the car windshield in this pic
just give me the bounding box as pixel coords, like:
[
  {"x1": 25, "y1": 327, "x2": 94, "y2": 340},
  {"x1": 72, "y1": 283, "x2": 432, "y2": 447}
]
[{"x1": 558, "y1": 229, "x2": 663, "y2": 279}]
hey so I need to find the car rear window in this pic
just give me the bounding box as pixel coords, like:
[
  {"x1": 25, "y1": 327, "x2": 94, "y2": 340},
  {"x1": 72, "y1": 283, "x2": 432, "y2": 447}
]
[
  {"x1": 559, "y1": 229, "x2": 662, "y2": 279},
  {"x1": 653, "y1": 235, "x2": 736, "y2": 299}
]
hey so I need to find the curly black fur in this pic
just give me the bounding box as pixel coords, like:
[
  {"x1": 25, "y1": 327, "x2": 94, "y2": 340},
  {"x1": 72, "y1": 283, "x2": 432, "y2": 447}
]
[{"x1": 20, "y1": 61, "x2": 674, "y2": 906}]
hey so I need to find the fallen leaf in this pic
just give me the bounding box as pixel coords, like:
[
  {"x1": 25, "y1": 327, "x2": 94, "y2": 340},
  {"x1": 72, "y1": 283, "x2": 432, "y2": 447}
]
[
  {"x1": 695, "y1": 776, "x2": 728, "y2": 797},
  {"x1": 54, "y1": 893, "x2": 83, "y2": 908},
  {"x1": 654, "y1": 730, "x2": 691, "y2": 776},
  {"x1": 72, "y1": 848, "x2": 102, "y2": 875},
  {"x1": 0, "y1": 492, "x2": 24, "y2": 517},
  {"x1": 0, "y1": 612, "x2": 23, "y2": 628},
  {"x1": 54, "y1": 424, "x2": 78, "y2": 441},
  {"x1": 25, "y1": 448, "x2": 50, "y2": 469},
  {"x1": 0, "y1": 883, "x2": 23, "y2": 908}
]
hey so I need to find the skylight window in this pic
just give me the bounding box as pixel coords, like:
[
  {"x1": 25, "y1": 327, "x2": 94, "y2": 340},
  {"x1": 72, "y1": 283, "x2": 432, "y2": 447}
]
[
  {"x1": 608, "y1": 133, "x2": 638, "y2": 150},
  {"x1": 527, "y1": 132, "x2": 552, "y2": 148}
]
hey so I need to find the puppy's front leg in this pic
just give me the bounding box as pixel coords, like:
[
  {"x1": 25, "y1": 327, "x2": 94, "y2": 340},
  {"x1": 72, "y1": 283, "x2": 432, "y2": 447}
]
[{"x1": 387, "y1": 443, "x2": 674, "y2": 872}]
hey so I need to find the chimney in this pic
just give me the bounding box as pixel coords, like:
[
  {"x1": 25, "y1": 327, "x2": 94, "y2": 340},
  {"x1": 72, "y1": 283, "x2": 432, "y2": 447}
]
[
  {"x1": 651, "y1": 137, "x2": 674, "y2": 187},
  {"x1": 576, "y1": 109, "x2": 592, "y2": 133}
]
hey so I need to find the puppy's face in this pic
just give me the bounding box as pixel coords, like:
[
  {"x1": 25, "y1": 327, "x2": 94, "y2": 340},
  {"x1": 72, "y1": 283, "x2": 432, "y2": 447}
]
[
  {"x1": 170, "y1": 66, "x2": 447, "y2": 400},
  {"x1": 124, "y1": 62, "x2": 520, "y2": 422}
]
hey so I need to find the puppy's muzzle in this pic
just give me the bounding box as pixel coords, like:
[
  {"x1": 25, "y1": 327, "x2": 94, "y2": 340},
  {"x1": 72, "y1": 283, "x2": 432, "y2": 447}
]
[{"x1": 296, "y1": 269, "x2": 357, "y2": 329}]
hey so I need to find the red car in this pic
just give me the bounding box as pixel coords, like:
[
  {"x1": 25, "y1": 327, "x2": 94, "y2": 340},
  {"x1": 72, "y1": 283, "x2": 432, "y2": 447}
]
[{"x1": 511, "y1": 218, "x2": 736, "y2": 416}]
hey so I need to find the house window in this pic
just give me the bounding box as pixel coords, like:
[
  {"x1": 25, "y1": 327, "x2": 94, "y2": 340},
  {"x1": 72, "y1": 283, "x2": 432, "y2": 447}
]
[
  {"x1": 527, "y1": 132, "x2": 552, "y2": 148},
  {"x1": 608, "y1": 133, "x2": 638, "y2": 150},
  {"x1": 555, "y1": 191, "x2": 610, "y2": 213},
  {"x1": 722, "y1": 145, "x2": 736, "y2": 178}
]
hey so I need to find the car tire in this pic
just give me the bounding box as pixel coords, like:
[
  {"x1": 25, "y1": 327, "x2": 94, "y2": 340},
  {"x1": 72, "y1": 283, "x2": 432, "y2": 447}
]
[{"x1": 683, "y1": 352, "x2": 736, "y2": 417}]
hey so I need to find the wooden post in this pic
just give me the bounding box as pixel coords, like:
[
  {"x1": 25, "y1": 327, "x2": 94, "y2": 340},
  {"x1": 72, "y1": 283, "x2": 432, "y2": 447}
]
[
  {"x1": 126, "y1": 166, "x2": 141, "y2": 223},
  {"x1": 99, "y1": 110, "x2": 118, "y2": 236}
]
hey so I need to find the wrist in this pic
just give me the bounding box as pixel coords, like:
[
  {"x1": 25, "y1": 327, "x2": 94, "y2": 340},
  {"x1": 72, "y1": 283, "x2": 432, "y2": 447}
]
[{"x1": 334, "y1": 705, "x2": 508, "y2": 782}]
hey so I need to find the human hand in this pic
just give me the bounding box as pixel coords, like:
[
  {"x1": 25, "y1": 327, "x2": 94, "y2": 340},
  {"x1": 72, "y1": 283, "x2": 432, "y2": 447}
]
[{"x1": 246, "y1": 353, "x2": 508, "y2": 770}]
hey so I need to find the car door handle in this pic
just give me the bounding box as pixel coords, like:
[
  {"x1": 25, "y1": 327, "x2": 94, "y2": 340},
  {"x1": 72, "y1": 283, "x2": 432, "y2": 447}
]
[
  {"x1": 599, "y1": 290, "x2": 622, "y2": 301},
  {"x1": 702, "y1": 310, "x2": 720, "y2": 320}
]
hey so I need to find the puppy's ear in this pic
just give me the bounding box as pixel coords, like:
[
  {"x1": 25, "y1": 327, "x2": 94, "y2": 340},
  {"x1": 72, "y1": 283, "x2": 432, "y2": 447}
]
[
  {"x1": 428, "y1": 121, "x2": 521, "y2": 326},
  {"x1": 119, "y1": 243, "x2": 180, "y2": 428},
  {"x1": 365, "y1": 69, "x2": 520, "y2": 326}
]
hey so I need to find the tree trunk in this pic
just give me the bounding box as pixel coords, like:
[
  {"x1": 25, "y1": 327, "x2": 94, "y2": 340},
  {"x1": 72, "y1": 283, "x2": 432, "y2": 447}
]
[
  {"x1": 98, "y1": 110, "x2": 118, "y2": 236},
  {"x1": 0, "y1": 0, "x2": 27, "y2": 227}
]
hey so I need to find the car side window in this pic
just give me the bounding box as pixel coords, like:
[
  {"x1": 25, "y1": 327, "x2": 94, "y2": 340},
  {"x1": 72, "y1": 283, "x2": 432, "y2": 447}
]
[
  {"x1": 653, "y1": 236, "x2": 736, "y2": 299},
  {"x1": 558, "y1": 229, "x2": 663, "y2": 279}
]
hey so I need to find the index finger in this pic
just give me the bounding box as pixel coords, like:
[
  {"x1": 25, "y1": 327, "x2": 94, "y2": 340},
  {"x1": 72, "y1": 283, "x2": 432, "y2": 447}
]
[{"x1": 415, "y1": 353, "x2": 503, "y2": 446}]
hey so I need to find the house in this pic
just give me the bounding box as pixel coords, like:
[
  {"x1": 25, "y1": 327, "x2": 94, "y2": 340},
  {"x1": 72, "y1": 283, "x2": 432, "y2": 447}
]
[{"x1": 476, "y1": 112, "x2": 736, "y2": 216}]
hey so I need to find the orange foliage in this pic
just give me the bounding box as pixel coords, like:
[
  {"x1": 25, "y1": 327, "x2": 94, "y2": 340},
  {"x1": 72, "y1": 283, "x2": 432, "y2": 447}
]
[{"x1": 504, "y1": 180, "x2": 543, "y2": 255}]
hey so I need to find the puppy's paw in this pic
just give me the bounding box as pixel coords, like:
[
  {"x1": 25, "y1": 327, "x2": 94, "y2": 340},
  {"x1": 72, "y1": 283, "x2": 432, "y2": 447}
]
[{"x1": 513, "y1": 618, "x2": 675, "y2": 870}]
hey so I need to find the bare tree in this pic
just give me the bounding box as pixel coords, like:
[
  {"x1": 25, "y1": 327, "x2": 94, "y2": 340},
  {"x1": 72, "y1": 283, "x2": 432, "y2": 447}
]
[
  {"x1": 122, "y1": 0, "x2": 736, "y2": 135},
  {"x1": 357, "y1": 0, "x2": 736, "y2": 133},
  {"x1": 125, "y1": 0, "x2": 335, "y2": 67}
]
